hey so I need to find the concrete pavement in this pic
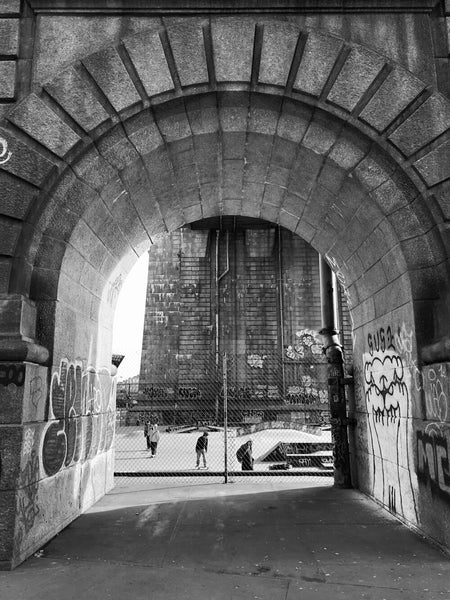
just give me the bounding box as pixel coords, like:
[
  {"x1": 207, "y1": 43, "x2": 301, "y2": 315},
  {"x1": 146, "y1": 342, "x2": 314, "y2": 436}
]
[{"x1": 1, "y1": 479, "x2": 449, "y2": 600}]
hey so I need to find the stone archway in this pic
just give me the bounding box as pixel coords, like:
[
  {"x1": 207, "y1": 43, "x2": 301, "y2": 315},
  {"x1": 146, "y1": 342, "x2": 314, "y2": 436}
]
[{"x1": 0, "y1": 20, "x2": 449, "y2": 568}]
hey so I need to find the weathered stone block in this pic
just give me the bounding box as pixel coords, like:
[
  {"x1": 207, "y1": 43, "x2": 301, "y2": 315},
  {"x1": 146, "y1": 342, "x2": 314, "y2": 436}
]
[
  {"x1": 0, "y1": 1, "x2": 19, "y2": 13},
  {"x1": 370, "y1": 177, "x2": 416, "y2": 216},
  {"x1": 8, "y1": 94, "x2": 81, "y2": 158},
  {"x1": 0, "y1": 59, "x2": 15, "y2": 98},
  {"x1": 389, "y1": 198, "x2": 435, "y2": 242},
  {"x1": 124, "y1": 110, "x2": 163, "y2": 155},
  {"x1": 401, "y1": 232, "x2": 443, "y2": 271},
  {"x1": 248, "y1": 94, "x2": 280, "y2": 136},
  {"x1": 0, "y1": 216, "x2": 20, "y2": 255},
  {"x1": 0, "y1": 127, "x2": 56, "y2": 186},
  {"x1": 303, "y1": 110, "x2": 341, "y2": 155},
  {"x1": 277, "y1": 99, "x2": 312, "y2": 143},
  {"x1": 0, "y1": 19, "x2": 18, "y2": 55},
  {"x1": 0, "y1": 425, "x2": 22, "y2": 490},
  {"x1": 45, "y1": 65, "x2": 110, "y2": 132},
  {"x1": 288, "y1": 147, "x2": 323, "y2": 197},
  {"x1": 0, "y1": 490, "x2": 16, "y2": 565},
  {"x1": 155, "y1": 101, "x2": 191, "y2": 142},
  {"x1": 328, "y1": 128, "x2": 370, "y2": 171},
  {"x1": 414, "y1": 137, "x2": 450, "y2": 187},
  {"x1": 294, "y1": 30, "x2": 343, "y2": 97},
  {"x1": 351, "y1": 296, "x2": 376, "y2": 329},
  {"x1": 212, "y1": 17, "x2": 255, "y2": 82},
  {"x1": 166, "y1": 20, "x2": 208, "y2": 87},
  {"x1": 123, "y1": 29, "x2": 174, "y2": 96},
  {"x1": 354, "y1": 149, "x2": 396, "y2": 191},
  {"x1": 259, "y1": 22, "x2": 299, "y2": 87},
  {"x1": 73, "y1": 148, "x2": 118, "y2": 191},
  {"x1": 281, "y1": 193, "x2": 306, "y2": 220},
  {"x1": 360, "y1": 68, "x2": 425, "y2": 132},
  {"x1": 96, "y1": 125, "x2": 140, "y2": 171},
  {"x1": 327, "y1": 46, "x2": 385, "y2": 112},
  {"x1": 0, "y1": 172, "x2": 37, "y2": 220},
  {"x1": 0, "y1": 363, "x2": 46, "y2": 425},
  {"x1": 389, "y1": 94, "x2": 450, "y2": 157},
  {"x1": 266, "y1": 165, "x2": 290, "y2": 188},
  {"x1": 83, "y1": 46, "x2": 141, "y2": 113},
  {"x1": 0, "y1": 258, "x2": 11, "y2": 293},
  {"x1": 0, "y1": 295, "x2": 36, "y2": 341}
]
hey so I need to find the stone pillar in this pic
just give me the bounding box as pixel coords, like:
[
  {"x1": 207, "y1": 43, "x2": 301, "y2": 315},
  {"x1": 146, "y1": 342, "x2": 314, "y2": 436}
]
[{"x1": 0, "y1": 294, "x2": 49, "y2": 569}]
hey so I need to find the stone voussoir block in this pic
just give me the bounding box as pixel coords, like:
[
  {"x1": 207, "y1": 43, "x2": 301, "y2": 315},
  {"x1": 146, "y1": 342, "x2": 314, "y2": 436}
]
[
  {"x1": 388, "y1": 93, "x2": 450, "y2": 158},
  {"x1": 0, "y1": 126, "x2": 56, "y2": 186},
  {"x1": 327, "y1": 45, "x2": 386, "y2": 113},
  {"x1": 123, "y1": 28, "x2": 174, "y2": 97},
  {"x1": 8, "y1": 94, "x2": 81, "y2": 158},
  {"x1": 413, "y1": 137, "x2": 450, "y2": 188},
  {"x1": 0, "y1": 61, "x2": 15, "y2": 99},
  {"x1": 83, "y1": 46, "x2": 141, "y2": 113},
  {"x1": 359, "y1": 67, "x2": 425, "y2": 133},
  {"x1": 45, "y1": 65, "x2": 110, "y2": 132},
  {"x1": 211, "y1": 17, "x2": 255, "y2": 83},
  {"x1": 259, "y1": 21, "x2": 300, "y2": 88},
  {"x1": 295, "y1": 29, "x2": 343, "y2": 98},
  {"x1": 166, "y1": 20, "x2": 209, "y2": 87}
]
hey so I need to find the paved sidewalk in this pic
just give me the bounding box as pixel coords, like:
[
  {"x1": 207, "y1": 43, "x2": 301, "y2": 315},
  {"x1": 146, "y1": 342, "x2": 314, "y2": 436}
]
[{"x1": 1, "y1": 480, "x2": 449, "y2": 600}]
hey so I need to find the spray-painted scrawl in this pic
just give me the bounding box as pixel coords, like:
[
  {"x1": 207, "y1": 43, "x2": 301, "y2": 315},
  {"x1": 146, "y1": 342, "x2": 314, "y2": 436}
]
[
  {"x1": 0, "y1": 136, "x2": 12, "y2": 164},
  {"x1": 363, "y1": 325, "x2": 417, "y2": 521}
]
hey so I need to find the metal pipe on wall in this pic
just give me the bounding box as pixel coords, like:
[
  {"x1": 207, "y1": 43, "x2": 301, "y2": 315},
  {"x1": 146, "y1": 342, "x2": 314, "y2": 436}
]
[{"x1": 319, "y1": 255, "x2": 352, "y2": 489}]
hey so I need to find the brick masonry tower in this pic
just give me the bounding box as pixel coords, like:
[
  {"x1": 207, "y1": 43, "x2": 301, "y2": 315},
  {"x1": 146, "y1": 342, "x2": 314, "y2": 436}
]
[{"x1": 138, "y1": 218, "x2": 351, "y2": 425}]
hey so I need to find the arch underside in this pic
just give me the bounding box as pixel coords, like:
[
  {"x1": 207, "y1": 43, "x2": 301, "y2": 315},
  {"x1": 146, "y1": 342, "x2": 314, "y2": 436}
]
[{"x1": 0, "y1": 20, "x2": 448, "y2": 355}]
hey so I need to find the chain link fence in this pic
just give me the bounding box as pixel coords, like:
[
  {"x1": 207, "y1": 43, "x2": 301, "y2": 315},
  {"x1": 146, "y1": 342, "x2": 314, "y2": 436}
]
[{"x1": 114, "y1": 352, "x2": 333, "y2": 485}]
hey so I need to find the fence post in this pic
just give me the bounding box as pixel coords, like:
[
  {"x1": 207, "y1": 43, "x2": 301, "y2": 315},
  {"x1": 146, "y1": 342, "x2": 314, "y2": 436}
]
[{"x1": 223, "y1": 352, "x2": 229, "y2": 483}]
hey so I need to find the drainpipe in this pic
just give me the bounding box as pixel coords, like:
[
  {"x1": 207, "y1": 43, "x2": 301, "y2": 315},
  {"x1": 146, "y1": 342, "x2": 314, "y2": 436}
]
[
  {"x1": 277, "y1": 226, "x2": 286, "y2": 403},
  {"x1": 319, "y1": 255, "x2": 352, "y2": 489},
  {"x1": 215, "y1": 230, "x2": 230, "y2": 423}
]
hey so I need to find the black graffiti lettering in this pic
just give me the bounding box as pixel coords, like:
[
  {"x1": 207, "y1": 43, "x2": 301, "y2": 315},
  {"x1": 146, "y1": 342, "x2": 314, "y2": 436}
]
[
  {"x1": 417, "y1": 431, "x2": 450, "y2": 502},
  {"x1": 42, "y1": 360, "x2": 115, "y2": 477}
]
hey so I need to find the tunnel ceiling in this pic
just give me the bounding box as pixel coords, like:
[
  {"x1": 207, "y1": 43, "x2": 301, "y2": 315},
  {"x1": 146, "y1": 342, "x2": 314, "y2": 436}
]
[{"x1": 0, "y1": 21, "x2": 448, "y2": 339}]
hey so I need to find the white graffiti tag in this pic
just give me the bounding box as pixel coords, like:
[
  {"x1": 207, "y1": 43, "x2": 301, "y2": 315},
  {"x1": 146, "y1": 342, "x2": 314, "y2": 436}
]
[{"x1": 0, "y1": 137, "x2": 12, "y2": 164}]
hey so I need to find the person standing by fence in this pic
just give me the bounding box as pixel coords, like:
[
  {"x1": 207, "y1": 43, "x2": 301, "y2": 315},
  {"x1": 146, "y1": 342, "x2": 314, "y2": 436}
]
[
  {"x1": 149, "y1": 424, "x2": 160, "y2": 457},
  {"x1": 195, "y1": 432, "x2": 208, "y2": 469}
]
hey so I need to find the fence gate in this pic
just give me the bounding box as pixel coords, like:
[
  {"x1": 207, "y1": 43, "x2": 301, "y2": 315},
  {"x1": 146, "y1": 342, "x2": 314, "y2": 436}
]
[{"x1": 114, "y1": 352, "x2": 333, "y2": 485}]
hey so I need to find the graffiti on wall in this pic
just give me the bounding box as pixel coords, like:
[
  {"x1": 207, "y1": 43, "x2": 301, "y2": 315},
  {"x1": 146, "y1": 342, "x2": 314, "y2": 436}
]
[
  {"x1": 363, "y1": 324, "x2": 417, "y2": 520},
  {"x1": 42, "y1": 359, "x2": 116, "y2": 477},
  {"x1": 286, "y1": 329, "x2": 322, "y2": 360},
  {"x1": 0, "y1": 136, "x2": 12, "y2": 164},
  {"x1": 16, "y1": 428, "x2": 40, "y2": 549},
  {"x1": 416, "y1": 363, "x2": 450, "y2": 502}
]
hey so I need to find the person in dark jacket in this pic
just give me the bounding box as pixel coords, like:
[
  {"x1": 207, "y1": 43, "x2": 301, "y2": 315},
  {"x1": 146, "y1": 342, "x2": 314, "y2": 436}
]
[
  {"x1": 195, "y1": 432, "x2": 208, "y2": 469},
  {"x1": 237, "y1": 439, "x2": 254, "y2": 471}
]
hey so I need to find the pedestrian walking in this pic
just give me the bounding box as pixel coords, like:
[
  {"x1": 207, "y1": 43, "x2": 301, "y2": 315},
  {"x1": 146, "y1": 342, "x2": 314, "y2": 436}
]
[
  {"x1": 236, "y1": 439, "x2": 254, "y2": 471},
  {"x1": 195, "y1": 431, "x2": 208, "y2": 469},
  {"x1": 143, "y1": 420, "x2": 151, "y2": 451},
  {"x1": 149, "y1": 424, "x2": 160, "y2": 457}
]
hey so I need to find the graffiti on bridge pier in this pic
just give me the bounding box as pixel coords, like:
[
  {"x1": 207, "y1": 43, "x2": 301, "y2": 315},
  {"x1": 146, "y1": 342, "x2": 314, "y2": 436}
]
[
  {"x1": 363, "y1": 323, "x2": 417, "y2": 519},
  {"x1": 42, "y1": 359, "x2": 116, "y2": 477},
  {"x1": 417, "y1": 431, "x2": 450, "y2": 502}
]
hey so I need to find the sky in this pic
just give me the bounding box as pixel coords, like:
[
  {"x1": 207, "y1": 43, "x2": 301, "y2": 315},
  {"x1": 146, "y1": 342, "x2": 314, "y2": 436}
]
[{"x1": 112, "y1": 252, "x2": 149, "y2": 380}]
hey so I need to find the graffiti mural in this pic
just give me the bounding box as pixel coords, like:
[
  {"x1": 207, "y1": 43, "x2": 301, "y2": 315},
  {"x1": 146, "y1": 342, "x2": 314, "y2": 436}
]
[
  {"x1": 286, "y1": 329, "x2": 322, "y2": 360},
  {"x1": 42, "y1": 360, "x2": 116, "y2": 477},
  {"x1": 416, "y1": 363, "x2": 450, "y2": 503},
  {"x1": 363, "y1": 325, "x2": 417, "y2": 520}
]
